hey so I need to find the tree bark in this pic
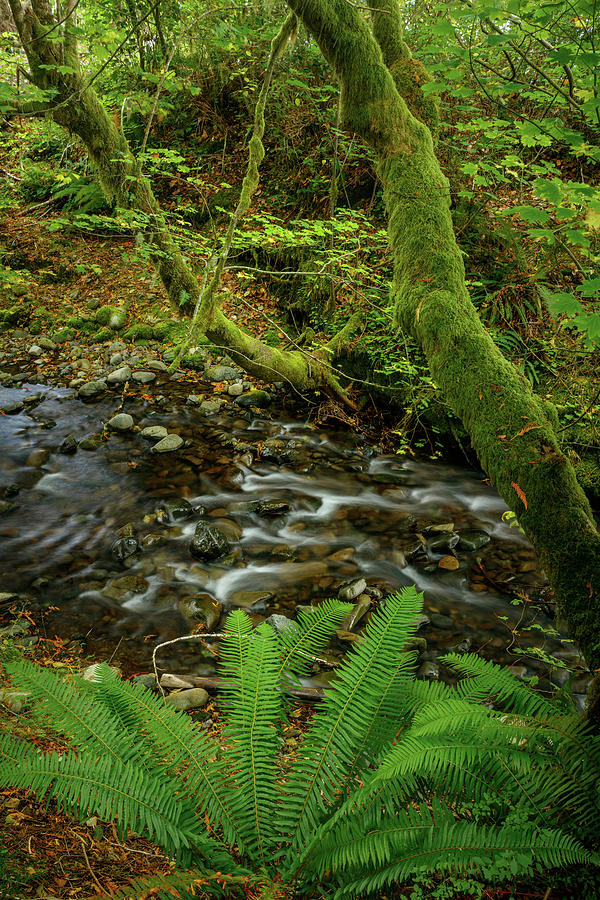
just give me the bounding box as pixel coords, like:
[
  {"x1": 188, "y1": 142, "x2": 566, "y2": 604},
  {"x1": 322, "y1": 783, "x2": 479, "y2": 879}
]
[{"x1": 284, "y1": 0, "x2": 600, "y2": 717}]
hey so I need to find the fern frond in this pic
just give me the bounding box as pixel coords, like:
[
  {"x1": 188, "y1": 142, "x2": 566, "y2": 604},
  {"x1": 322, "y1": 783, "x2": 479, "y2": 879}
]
[
  {"x1": 443, "y1": 652, "x2": 558, "y2": 716},
  {"x1": 4, "y1": 658, "x2": 135, "y2": 765},
  {"x1": 219, "y1": 612, "x2": 286, "y2": 860},
  {"x1": 102, "y1": 867, "x2": 251, "y2": 899},
  {"x1": 90, "y1": 664, "x2": 242, "y2": 850},
  {"x1": 309, "y1": 802, "x2": 592, "y2": 898},
  {"x1": 0, "y1": 736, "x2": 207, "y2": 857},
  {"x1": 275, "y1": 598, "x2": 353, "y2": 678},
  {"x1": 278, "y1": 586, "x2": 423, "y2": 857}
]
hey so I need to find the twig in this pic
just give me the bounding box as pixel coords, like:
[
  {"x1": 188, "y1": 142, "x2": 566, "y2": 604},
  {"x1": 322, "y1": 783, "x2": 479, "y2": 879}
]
[
  {"x1": 152, "y1": 633, "x2": 224, "y2": 700},
  {"x1": 73, "y1": 832, "x2": 105, "y2": 895}
]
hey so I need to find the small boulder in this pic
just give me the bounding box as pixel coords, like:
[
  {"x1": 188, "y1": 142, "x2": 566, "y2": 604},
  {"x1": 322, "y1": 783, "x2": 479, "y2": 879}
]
[
  {"x1": 338, "y1": 578, "x2": 367, "y2": 601},
  {"x1": 152, "y1": 434, "x2": 183, "y2": 453},
  {"x1": 107, "y1": 413, "x2": 134, "y2": 432},
  {"x1": 107, "y1": 366, "x2": 132, "y2": 384},
  {"x1": 235, "y1": 390, "x2": 271, "y2": 408},
  {"x1": 140, "y1": 425, "x2": 168, "y2": 441},
  {"x1": 78, "y1": 380, "x2": 107, "y2": 399},
  {"x1": 165, "y1": 688, "x2": 209, "y2": 712},
  {"x1": 132, "y1": 371, "x2": 156, "y2": 384},
  {"x1": 111, "y1": 536, "x2": 139, "y2": 562}
]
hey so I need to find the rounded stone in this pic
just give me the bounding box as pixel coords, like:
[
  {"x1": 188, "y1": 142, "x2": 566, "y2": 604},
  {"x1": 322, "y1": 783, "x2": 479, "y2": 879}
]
[
  {"x1": 190, "y1": 522, "x2": 230, "y2": 561},
  {"x1": 107, "y1": 413, "x2": 134, "y2": 432},
  {"x1": 151, "y1": 434, "x2": 184, "y2": 453},
  {"x1": 107, "y1": 366, "x2": 132, "y2": 384}
]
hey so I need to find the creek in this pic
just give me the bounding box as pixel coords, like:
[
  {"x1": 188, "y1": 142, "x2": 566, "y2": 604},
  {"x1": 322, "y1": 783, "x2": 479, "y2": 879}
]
[{"x1": 0, "y1": 372, "x2": 584, "y2": 697}]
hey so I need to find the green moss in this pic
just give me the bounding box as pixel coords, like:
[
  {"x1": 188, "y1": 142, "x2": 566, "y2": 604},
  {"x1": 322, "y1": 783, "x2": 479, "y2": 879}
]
[
  {"x1": 52, "y1": 327, "x2": 76, "y2": 343},
  {"x1": 123, "y1": 323, "x2": 154, "y2": 342},
  {"x1": 90, "y1": 326, "x2": 112, "y2": 343},
  {"x1": 95, "y1": 305, "x2": 126, "y2": 329}
]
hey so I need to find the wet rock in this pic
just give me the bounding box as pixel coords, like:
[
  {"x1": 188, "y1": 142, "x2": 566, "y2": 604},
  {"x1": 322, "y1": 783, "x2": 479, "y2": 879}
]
[
  {"x1": 162, "y1": 498, "x2": 194, "y2": 521},
  {"x1": 235, "y1": 390, "x2": 271, "y2": 408},
  {"x1": 200, "y1": 399, "x2": 224, "y2": 415},
  {"x1": 457, "y1": 530, "x2": 491, "y2": 552},
  {"x1": 426, "y1": 533, "x2": 460, "y2": 554},
  {"x1": 341, "y1": 596, "x2": 371, "y2": 631},
  {"x1": 107, "y1": 365, "x2": 132, "y2": 384},
  {"x1": 179, "y1": 594, "x2": 222, "y2": 630},
  {"x1": 210, "y1": 518, "x2": 243, "y2": 541},
  {"x1": 336, "y1": 629, "x2": 363, "y2": 644},
  {"x1": 256, "y1": 499, "x2": 292, "y2": 517},
  {"x1": 190, "y1": 522, "x2": 230, "y2": 561},
  {"x1": 1, "y1": 401, "x2": 24, "y2": 414},
  {"x1": 430, "y1": 613, "x2": 454, "y2": 630},
  {"x1": 78, "y1": 379, "x2": 106, "y2": 399},
  {"x1": 132, "y1": 371, "x2": 156, "y2": 384},
  {"x1": 59, "y1": 433, "x2": 78, "y2": 455},
  {"x1": 140, "y1": 425, "x2": 168, "y2": 441},
  {"x1": 186, "y1": 395, "x2": 202, "y2": 406},
  {"x1": 107, "y1": 413, "x2": 134, "y2": 432},
  {"x1": 152, "y1": 434, "x2": 184, "y2": 453},
  {"x1": 111, "y1": 536, "x2": 139, "y2": 562},
  {"x1": 416, "y1": 614, "x2": 430, "y2": 631},
  {"x1": 134, "y1": 673, "x2": 158, "y2": 691},
  {"x1": 103, "y1": 574, "x2": 148, "y2": 601},
  {"x1": 230, "y1": 589, "x2": 273, "y2": 612},
  {"x1": 0, "y1": 500, "x2": 16, "y2": 516},
  {"x1": 417, "y1": 661, "x2": 440, "y2": 681},
  {"x1": 165, "y1": 687, "x2": 209, "y2": 712},
  {"x1": 403, "y1": 637, "x2": 428, "y2": 654},
  {"x1": 338, "y1": 578, "x2": 367, "y2": 601},
  {"x1": 79, "y1": 434, "x2": 103, "y2": 451}
]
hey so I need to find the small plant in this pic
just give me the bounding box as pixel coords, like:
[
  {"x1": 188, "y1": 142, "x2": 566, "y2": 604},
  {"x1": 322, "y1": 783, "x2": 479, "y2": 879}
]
[{"x1": 1, "y1": 587, "x2": 599, "y2": 898}]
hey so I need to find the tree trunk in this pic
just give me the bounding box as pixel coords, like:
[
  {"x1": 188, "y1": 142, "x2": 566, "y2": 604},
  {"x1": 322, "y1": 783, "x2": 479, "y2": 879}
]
[{"x1": 284, "y1": 0, "x2": 600, "y2": 717}]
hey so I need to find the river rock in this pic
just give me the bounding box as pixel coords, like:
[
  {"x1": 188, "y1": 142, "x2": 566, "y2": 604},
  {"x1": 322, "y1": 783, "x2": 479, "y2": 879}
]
[
  {"x1": 186, "y1": 395, "x2": 202, "y2": 406},
  {"x1": 111, "y1": 536, "x2": 139, "y2": 562},
  {"x1": 458, "y1": 530, "x2": 491, "y2": 552},
  {"x1": 265, "y1": 613, "x2": 295, "y2": 634},
  {"x1": 132, "y1": 371, "x2": 156, "y2": 384},
  {"x1": 417, "y1": 661, "x2": 440, "y2": 681},
  {"x1": 1, "y1": 401, "x2": 24, "y2": 414},
  {"x1": 340, "y1": 595, "x2": 371, "y2": 631},
  {"x1": 162, "y1": 498, "x2": 194, "y2": 521},
  {"x1": 27, "y1": 447, "x2": 50, "y2": 466},
  {"x1": 227, "y1": 382, "x2": 244, "y2": 397},
  {"x1": 28, "y1": 344, "x2": 43, "y2": 357},
  {"x1": 179, "y1": 594, "x2": 222, "y2": 630},
  {"x1": 161, "y1": 674, "x2": 195, "y2": 690},
  {"x1": 146, "y1": 359, "x2": 168, "y2": 372},
  {"x1": 426, "y1": 532, "x2": 460, "y2": 554},
  {"x1": 190, "y1": 522, "x2": 230, "y2": 561},
  {"x1": 255, "y1": 499, "x2": 291, "y2": 517},
  {"x1": 200, "y1": 400, "x2": 224, "y2": 415},
  {"x1": 107, "y1": 365, "x2": 132, "y2": 384},
  {"x1": 152, "y1": 434, "x2": 183, "y2": 453},
  {"x1": 38, "y1": 336, "x2": 56, "y2": 350},
  {"x1": 338, "y1": 578, "x2": 367, "y2": 601},
  {"x1": 235, "y1": 390, "x2": 271, "y2": 408},
  {"x1": 165, "y1": 688, "x2": 209, "y2": 712},
  {"x1": 140, "y1": 425, "x2": 168, "y2": 441},
  {"x1": 230, "y1": 589, "x2": 273, "y2": 611},
  {"x1": 430, "y1": 613, "x2": 454, "y2": 630},
  {"x1": 59, "y1": 433, "x2": 78, "y2": 455},
  {"x1": 103, "y1": 574, "x2": 148, "y2": 601},
  {"x1": 204, "y1": 365, "x2": 240, "y2": 382},
  {"x1": 107, "y1": 413, "x2": 134, "y2": 432},
  {"x1": 79, "y1": 434, "x2": 103, "y2": 451},
  {"x1": 79, "y1": 380, "x2": 106, "y2": 399},
  {"x1": 0, "y1": 500, "x2": 16, "y2": 516}
]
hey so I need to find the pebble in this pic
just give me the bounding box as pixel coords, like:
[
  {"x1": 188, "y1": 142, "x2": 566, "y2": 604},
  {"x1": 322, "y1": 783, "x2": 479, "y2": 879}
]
[
  {"x1": 227, "y1": 382, "x2": 244, "y2": 397},
  {"x1": 200, "y1": 400, "x2": 224, "y2": 415},
  {"x1": 132, "y1": 371, "x2": 156, "y2": 384},
  {"x1": 28, "y1": 345, "x2": 43, "y2": 357},
  {"x1": 78, "y1": 380, "x2": 107, "y2": 399}
]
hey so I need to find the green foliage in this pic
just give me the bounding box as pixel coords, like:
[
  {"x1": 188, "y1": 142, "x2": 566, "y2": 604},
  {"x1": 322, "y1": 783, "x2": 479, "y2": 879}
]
[{"x1": 1, "y1": 588, "x2": 599, "y2": 898}]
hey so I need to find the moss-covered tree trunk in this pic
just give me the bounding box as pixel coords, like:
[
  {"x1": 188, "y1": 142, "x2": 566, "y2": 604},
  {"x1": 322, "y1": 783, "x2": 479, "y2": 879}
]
[
  {"x1": 285, "y1": 0, "x2": 600, "y2": 716},
  {"x1": 7, "y1": 0, "x2": 349, "y2": 398}
]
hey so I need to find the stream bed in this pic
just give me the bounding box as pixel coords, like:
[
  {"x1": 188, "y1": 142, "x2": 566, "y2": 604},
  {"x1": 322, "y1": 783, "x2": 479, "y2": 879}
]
[{"x1": 0, "y1": 360, "x2": 586, "y2": 699}]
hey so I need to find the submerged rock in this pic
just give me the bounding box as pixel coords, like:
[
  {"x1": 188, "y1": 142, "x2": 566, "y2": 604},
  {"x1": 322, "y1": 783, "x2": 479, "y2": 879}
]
[
  {"x1": 457, "y1": 530, "x2": 491, "y2": 552},
  {"x1": 140, "y1": 425, "x2": 168, "y2": 441},
  {"x1": 111, "y1": 536, "x2": 139, "y2": 562},
  {"x1": 179, "y1": 594, "x2": 222, "y2": 630}
]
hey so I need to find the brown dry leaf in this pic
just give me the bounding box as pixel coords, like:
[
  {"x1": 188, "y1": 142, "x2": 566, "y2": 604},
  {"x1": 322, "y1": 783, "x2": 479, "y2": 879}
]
[{"x1": 438, "y1": 555, "x2": 459, "y2": 571}]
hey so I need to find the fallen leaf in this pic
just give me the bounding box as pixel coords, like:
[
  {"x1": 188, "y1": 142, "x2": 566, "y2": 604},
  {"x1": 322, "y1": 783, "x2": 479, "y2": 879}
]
[
  {"x1": 438, "y1": 555, "x2": 459, "y2": 570},
  {"x1": 511, "y1": 482, "x2": 528, "y2": 509}
]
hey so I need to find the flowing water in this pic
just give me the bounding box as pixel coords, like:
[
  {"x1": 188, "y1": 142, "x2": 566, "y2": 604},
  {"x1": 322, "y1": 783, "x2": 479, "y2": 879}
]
[{"x1": 0, "y1": 378, "x2": 581, "y2": 688}]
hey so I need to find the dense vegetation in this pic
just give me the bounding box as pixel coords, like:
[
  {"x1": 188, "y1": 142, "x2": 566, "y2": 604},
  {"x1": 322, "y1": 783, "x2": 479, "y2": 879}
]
[{"x1": 1, "y1": 0, "x2": 600, "y2": 895}]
